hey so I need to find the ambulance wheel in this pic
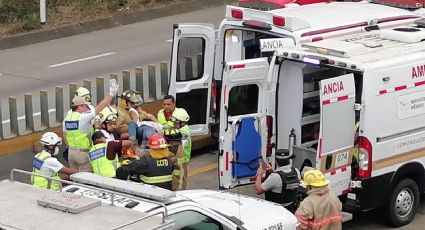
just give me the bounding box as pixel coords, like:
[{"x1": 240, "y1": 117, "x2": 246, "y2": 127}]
[{"x1": 386, "y1": 178, "x2": 419, "y2": 227}]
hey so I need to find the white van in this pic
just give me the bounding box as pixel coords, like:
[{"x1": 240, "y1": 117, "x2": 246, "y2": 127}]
[
  {"x1": 167, "y1": 2, "x2": 421, "y2": 189},
  {"x1": 252, "y1": 21, "x2": 425, "y2": 226}
]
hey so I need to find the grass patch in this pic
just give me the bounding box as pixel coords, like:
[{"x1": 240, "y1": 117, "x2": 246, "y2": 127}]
[{"x1": 0, "y1": 0, "x2": 189, "y2": 37}]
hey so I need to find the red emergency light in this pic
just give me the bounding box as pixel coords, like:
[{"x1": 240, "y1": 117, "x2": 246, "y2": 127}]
[
  {"x1": 231, "y1": 9, "x2": 244, "y2": 19},
  {"x1": 273, "y1": 16, "x2": 285, "y2": 26}
]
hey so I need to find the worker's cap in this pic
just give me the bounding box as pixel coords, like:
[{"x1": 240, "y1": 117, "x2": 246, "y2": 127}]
[
  {"x1": 71, "y1": 96, "x2": 90, "y2": 107},
  {"x1": 92, "y1": 130, "x2": 106, "y2": 142},
  {"x1": 301, "y1": 169, "x2": 329, "y2": 187}
]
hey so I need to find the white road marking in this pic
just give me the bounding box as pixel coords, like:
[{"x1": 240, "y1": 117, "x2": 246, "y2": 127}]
[
  {"x1": 2, "y1": 109, "x2": 56, "y2": 124},
  {"x1": 48, "y1": 52, "x2": 116, "y2": 68}
]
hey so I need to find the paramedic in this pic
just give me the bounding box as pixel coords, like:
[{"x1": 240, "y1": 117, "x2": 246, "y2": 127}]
[
  {"x1": 88, "y1": 131, "x2": 131, "y2": 178},
  {"x1": 128, "y1": 134, "x2": 174, "y2": 190},
  {"x1": 32, "y1": 132, "x2": 77, "y2": 190},
  {"x1": 97, "y1": 105, "x2": 119, "y2": 142},
  {"x1": 295, "y1": 170, "x2": 342, "y2": 230},
  {"x1": 157, "y1": 95, "x2": 177, "y2": 128},
  {"x1": 170, "y1": 108, "x2": 192, "y2": 190},
  {"x1": 63, "y1": 79, "x2": 119, "y2": 172},
  {"x1": 255, "y1": 149, "x2": 300, "y2": 212}
]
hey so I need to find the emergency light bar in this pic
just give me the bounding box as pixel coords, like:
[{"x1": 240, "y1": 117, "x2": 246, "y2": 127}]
[
  {"x1": 226, "y1": 6, "x2": 311, "y2": 31},
  {"x1": 71, "y1": 172, "x2": 176, "y2": 201}
]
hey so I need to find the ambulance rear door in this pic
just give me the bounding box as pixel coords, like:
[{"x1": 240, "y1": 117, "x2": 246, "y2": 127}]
[
  {"x1": 218, "y1": 58, "x2": 271, "y2": 189},
  {"x1": 169, "y1": 24, "x2": 215, "y2": 136},
  {"x1": 318, "y1": 73, "x2": 356, "y2": 196}
]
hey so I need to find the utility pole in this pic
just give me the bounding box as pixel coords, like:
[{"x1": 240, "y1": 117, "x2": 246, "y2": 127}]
[{"x1": 40, "y1": 0, "x2": 46, "y2": 25}]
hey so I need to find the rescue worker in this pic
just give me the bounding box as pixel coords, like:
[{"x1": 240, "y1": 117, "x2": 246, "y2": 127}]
[
  {"x1": 116, "y1": 90, "x2": 157, "y2": 147},
  {"x1": 63, "y1": 79, "x2": 119, "y2": 172},
  {"x1": 98, "y1": 105, "x2": 119, "y2": 142},
  {"x1": 295, "y1": 170, "x2": 342, "y2": 230},
  {"x1": 255, "y1": 149, "x2": 300, "y2": 212},
  {"x1": 88, "y1": 131, "x2": 131, "y2": 178},
  {"x1": 157, "y1": 95, "x2": 177, "y2": 128},
  {"x1": 128, "y1": 133, "x2": 174, "y2": 190},
  {"x1": 170, "y1": 108, "x2": 191, "y2": 190},
  {"x1": 32, "y1": 132, "x2": 77, "y2": 190},
  {"x1": 75, "y1": 86, "x2": 92, "y2": 104}
]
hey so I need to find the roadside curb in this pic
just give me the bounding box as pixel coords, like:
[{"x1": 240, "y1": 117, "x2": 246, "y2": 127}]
[{"x1": 0, "y1": 0, "x2": 230, "y2": 50}]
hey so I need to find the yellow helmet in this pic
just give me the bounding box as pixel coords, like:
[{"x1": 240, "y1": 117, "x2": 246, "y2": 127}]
[
  {"x1": 75, "y1": 87, "x2": 91, "y2": 104},
  {"x1": 172, "y1": 108, "x2": 190, "y2": 122},
  {"x1": 99, "y1": 106, "x2": 118, "y2": 123},
  {"x1": 301, "y1": 169, "x2": 329, "y2": 187}
]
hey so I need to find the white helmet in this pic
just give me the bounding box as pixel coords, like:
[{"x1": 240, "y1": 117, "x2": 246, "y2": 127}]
[
  {"x1": 40, "y1": 132, "x2": 62, "y2": 156},
  {"x1": 40, "y1": 132, "x2": 62, "y2": 146}
]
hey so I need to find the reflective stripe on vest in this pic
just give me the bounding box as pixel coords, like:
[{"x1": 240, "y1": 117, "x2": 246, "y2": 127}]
[
  {"x1": 32, "y1": 152, "x2": 60, "y2": 190},
  {"x1": 179, "y1": 126, "x2": 192, "y2": 163},
  {"x1": 88, "y1": 143, "x2": 117, "y2": 178},
  {"x1": 64, "y1": 110, "x2": 91, "y2": 149},
  {"x1": 140, "y1": 174, "x2": 172, "y2": 184},
  {"x1": 157, "y1": 109, "x2": 174, "y2": 128}
]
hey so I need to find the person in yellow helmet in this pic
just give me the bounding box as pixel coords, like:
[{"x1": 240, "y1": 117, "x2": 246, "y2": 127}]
[
  {"x1": 32, "y1": 132, "x2": 77, "y2": 190},
  {"x1": 63, "y1": 79, "x2": 119, "y2": 172},
  {"x1": 98, "y1": 105, "x2": 119, "y2": 142},
  {"x1": 170, "y1": 108, "x2": 191, "y2": 190},
  {"x1": 295, "y1": 170, "x2": 342, "y2": 230}
]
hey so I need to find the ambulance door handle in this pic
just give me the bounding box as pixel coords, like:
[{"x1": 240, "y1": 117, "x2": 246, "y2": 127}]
[{"x1": 224, "y1": 106, "x2": 229, "y2": 131}]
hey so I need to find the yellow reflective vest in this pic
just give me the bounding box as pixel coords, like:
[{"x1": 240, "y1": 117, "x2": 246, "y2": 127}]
[
  {"x1": 157, "y1": 109, "x2": 174, "y2": 128},
  {"x1": 32, "y1": 151, "x2": 61, "y2": 190},
  {"x1": 88, "y1": 143, "x2": 118, "y2": 178},
  {"x1": 64, "y1": 110, "x2": 92, "y2": 149}
]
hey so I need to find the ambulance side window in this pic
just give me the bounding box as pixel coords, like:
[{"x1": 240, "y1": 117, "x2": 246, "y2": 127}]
[
  {"x1": 170, "y1": 210, "x2": 224, "y2": 230},
  {"x1": 177, "y1": 37, "x2": 205, "y2": 81},
  {"x1": 228, "y1": 84, "x2": 259, "y2": 116}
]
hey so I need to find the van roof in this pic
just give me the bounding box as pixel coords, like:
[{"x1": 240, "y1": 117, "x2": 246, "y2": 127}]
[
  {"x1": 0, "y1": 180, "x2": 174, "y2": 230},
  {"x1": 227, "y1": 2, "x2": 420, "y2": 39},
  {"x1": 271, "y1": 2, "x2": 419, "y2": 30},
  {"x1": 279, "y1": 25, "x2": 425, "y2": 69}
]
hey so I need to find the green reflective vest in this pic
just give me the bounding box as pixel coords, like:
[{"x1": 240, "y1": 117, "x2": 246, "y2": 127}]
[
  {"x1": 157, "y1": 109, "x2": 174, "y2": 128},
  {"x1": 180, "y1": 125, "x2": 192, "y2": 163},
  {"x1": 32, "y1": 151, "x2": 60, "y2": 190},
  {"x1": 64, "y1": 110, "x2": 92, "y2": 149},
  {"x1": 88, "y1": 143, "x2": 117, "y2": 178}
]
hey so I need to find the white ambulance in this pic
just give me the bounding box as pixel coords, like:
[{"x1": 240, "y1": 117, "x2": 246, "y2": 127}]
[
  {"x1": 261, "y1": 20, "x2": 425, "y2": 226},
  {"x1": 168, "y1": 2, "x2": 422, "y2": 189}
]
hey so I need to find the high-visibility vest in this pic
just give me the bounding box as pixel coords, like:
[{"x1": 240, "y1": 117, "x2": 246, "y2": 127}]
[
  {"x1": 157, "y1": 109, "x2": 174, "y2": 128},
  {"x1": 88, "y1": 143, "x2": 118, "y2": 178},
  {"x1": 64, "y1": 110, "x2": 92, "y2": 149},
  {"x1": 139, "y1": 154, "x2": 173, "y2": 190},
  {"x1": 179, "y1": 125, "x2": 192, "y2": 163},
  {"x1": 32, "y1": 151, "x2": 60, "y2": 190}
]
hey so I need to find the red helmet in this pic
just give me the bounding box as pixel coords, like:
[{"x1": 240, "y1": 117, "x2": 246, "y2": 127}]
[{"x1": 147, "y1": 133, "x2": 168, "y2": 149}]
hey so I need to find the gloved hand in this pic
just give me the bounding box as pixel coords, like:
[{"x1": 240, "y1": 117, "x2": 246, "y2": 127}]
[{"x1": 109, "y1": 79, "x2": 119, "y2": 97}]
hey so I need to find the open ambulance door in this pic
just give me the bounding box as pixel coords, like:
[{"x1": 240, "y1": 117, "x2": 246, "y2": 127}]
[
  {"x1": 168, "y1": 24, "x2": 215, "y2": 136},
  {"x1": 218, "y1": 58, "x2": 271, "y2": 189},
  {"x1": 318, "y1": 73, "x2": 356, "y2": 196}
]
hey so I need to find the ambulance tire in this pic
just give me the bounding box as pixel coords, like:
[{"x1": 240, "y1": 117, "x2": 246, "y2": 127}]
[{"x1": 386, "y1": 178, "x2": 419, "y2": 227}]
